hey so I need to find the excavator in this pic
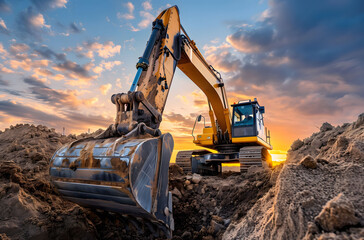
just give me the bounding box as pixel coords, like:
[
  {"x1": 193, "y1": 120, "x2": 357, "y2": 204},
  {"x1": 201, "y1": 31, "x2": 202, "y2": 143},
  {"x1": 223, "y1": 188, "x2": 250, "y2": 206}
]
[{"x1": 49, "y1": 6, "x2": 272, "y2": 238}]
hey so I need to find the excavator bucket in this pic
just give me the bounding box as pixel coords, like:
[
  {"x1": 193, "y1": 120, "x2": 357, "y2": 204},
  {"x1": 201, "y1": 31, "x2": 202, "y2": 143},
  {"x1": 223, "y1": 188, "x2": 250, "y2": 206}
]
[{"x1": 49, "y1": 133, "x2": 174, "y2": 237}]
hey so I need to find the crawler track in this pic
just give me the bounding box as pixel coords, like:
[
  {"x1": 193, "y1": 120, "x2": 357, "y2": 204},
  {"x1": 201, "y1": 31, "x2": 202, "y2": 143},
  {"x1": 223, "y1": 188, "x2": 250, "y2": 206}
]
[{"x1": 239, "y1": 146, "x2": 272, "y2": 172}]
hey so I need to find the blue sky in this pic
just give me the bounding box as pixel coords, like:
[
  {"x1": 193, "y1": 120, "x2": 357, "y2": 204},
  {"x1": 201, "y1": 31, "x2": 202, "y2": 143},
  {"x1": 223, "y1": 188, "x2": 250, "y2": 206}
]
[{"x1": 0, "y1": 0, "x2": 363, "y2": 155}]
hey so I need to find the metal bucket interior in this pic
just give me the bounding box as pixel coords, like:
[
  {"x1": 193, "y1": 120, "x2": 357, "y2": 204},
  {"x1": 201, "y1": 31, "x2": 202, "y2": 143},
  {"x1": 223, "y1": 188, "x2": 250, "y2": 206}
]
[{"x1": 49, "y1": 133, "x2": 174, "y2": 234}]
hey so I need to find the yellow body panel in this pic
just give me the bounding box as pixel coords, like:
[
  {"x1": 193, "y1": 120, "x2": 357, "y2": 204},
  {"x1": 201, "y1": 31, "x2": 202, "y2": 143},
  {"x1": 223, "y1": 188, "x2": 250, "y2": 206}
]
[
  {"x1": 193, "y1": 127, "x2": 214, "y2": 146},
  {"x1": 178, "y1": 39, "x2": 231, "y2": 136},
  {"x1": 232, "y1": 136, "x2": 273, "y2": 150}
]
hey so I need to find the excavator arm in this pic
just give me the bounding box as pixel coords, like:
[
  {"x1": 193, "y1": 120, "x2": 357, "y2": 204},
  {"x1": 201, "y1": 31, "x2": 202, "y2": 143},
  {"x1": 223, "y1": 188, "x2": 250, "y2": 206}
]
[{"x1": 108, "y1": 6, "x2": 231, "y2": 144}]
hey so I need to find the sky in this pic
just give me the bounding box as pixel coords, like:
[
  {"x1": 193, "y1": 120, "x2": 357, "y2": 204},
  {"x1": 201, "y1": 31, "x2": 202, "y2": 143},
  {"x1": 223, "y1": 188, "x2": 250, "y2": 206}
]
[{"x1": 0, "y1": 0, "x2": 363, "y2": 162}]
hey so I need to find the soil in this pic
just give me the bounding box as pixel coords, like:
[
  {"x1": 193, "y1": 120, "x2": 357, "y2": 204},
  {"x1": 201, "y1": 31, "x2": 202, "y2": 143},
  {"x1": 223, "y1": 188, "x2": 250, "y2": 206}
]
[
  {"x1": 0, "y1": 113, "x2": 363, "y2": 240},
  {"x1": 223, "y1": 114, "x2": 364, "y2": 240}
]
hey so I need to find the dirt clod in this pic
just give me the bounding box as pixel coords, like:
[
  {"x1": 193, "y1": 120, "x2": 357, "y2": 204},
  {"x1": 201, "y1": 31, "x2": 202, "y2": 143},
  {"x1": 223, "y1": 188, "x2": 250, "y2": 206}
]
[
  {"x1": 300, "y1": 155, "x2": 318, "y2": 169},
  {"x1": 315, "y1": 193, "x2": 360, "y2": 231}
]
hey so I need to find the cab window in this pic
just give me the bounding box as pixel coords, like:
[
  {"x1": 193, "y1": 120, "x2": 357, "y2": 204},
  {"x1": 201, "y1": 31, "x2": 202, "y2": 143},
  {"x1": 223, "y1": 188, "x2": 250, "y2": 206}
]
[{"x1": 233, "y1": 105, "x2": 254, "y2": 126}]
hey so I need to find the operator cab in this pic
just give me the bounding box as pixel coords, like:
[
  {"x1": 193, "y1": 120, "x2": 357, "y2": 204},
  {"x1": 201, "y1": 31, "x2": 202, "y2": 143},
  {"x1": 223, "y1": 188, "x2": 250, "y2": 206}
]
[{"x1": 231, "y1": 98, "x2": 271, "y2": 148}]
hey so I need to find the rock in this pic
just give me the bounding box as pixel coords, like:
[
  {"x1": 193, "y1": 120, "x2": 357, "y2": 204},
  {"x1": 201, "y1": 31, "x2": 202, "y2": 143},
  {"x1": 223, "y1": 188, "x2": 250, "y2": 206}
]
[
  {"x1": 316, "y1": 232, "x2": 343, "y2": 240},
  {"x1": 169, "y1": 164, "x2": 184, "y2": 177},
  {"x1": 320, "y1": 122, "x2": 333, "y2": 132},
  {"x1": 223, "y1": 218, "x2": 231, "y2": 227},
  {"x1": 221, "y1": 184, "x2": 230, "y2": 192},
  {"x1": 211, "y1": 215, "x2": 223, "y2": 224},
  {"x1": 347, "y1": 140, "x2": 364, "y2": 160},
  {"x1": 201, "y1": 186, "x2": 206, "y2": 194},
  {"x1": 172, "y1": 196, "x2": 179, "y2": 204},
  {"x1": 334, "y1": 136, "x2": 349, "y2": 151},
  {"x1": 209, "y1": 220, "x2": 225, "y2": 234},
  {"x1": 202, "y1": 236, "x2": 214, "y2": 240},
  {"x1": 311, "y1": 139, "x2": 323, "y2": 149},
  {"x1": 191, "y1": 173, "x2": 202, "y2": 184},
  {"x1": 315, "y1": 193, "x2": 360, "y2": 231},
  {"x1": 316, "y1": 158, "x2": 329, "y2": 165},
  {"x1": 181, "y1": 231, "x2": 192, "y2": 239},
  {"x1": 299, "y1": 155, "x2": 317, "y2": 169},
  {"x1": 171, "y1": 188, "x2": 182, "y2": 199},
  {"x1": 0, "y1": 233, "x2": 11, "y2": 240},
  {"x1": 306, "y1": 222, "x2": 319, "y2": 234},
  {"x1": 291, "y1": 139, "x2": 304, "y2": 151},
  {"x1": 353, "y1": 113, "x2": 364, "y2": 128},
  {"x1": 255, "y1": 181, "x2": 263, "y2": 188}
]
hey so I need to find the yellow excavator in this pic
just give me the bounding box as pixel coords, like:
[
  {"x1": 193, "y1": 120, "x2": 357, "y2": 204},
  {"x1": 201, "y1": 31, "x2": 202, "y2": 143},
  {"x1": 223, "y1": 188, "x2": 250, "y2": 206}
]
[{"x1": 49, "y1": 6, "x2": 272, "y2": 237}]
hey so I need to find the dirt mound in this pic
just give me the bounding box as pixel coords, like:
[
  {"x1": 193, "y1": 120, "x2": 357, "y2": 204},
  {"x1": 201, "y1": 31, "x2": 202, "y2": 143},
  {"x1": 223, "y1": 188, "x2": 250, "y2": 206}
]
[
  {"x1": 1, "y1": 114, "x2": 362, "y2": 240},
  {"x1": 0, "y1": 124, "x2": 281, "y2": 240},
  {"x1": 0, "y1": 124, "x2": 157, "y2": 240},
  {"x1": 223, "y1": 114, "x2": 364, "y2": 240}
]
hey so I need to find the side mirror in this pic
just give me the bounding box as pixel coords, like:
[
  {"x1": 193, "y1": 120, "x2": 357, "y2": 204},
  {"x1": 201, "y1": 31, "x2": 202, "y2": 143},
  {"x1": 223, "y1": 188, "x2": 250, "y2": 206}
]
[
  {"x1": 259, "y1": 106, "x2": 265, "y2": 114},
  {"x1": 197, "y1": 115, "x2": 202, "y2": 122}
]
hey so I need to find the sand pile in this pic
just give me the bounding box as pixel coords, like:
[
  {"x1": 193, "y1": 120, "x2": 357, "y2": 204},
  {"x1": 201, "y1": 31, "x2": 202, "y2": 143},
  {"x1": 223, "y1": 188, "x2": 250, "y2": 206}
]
[{"x1": 224, "y1": 114, "x2": 364, "y2": 240}]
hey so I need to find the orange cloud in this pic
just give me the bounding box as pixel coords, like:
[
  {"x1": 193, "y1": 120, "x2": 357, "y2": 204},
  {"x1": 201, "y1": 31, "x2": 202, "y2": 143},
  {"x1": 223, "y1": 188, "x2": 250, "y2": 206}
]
[{"x1": 99, "y1": 83, "x2": 112, "y2": 95}]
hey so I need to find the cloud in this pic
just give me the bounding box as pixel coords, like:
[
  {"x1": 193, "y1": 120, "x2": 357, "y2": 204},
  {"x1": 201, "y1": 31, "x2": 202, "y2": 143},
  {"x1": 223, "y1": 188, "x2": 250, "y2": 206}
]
[
  {"x1": 0, "y1": 18, "x2": 9, "y2": 35},
  {"x1": 51, "y1": 73, "x2": 64, "y2": 81},
  {"x1": 53, "y1": 60, "x2": 94, "y2": 80},
  {"x1": 24, "y1": 76, "x2": 47, "y2": 88},
  {"x1": 127, "y1": 23, "x2": 140, "y2": 32},
  {"x1": 84, "y1": 41, "x2": 121, "y2": 58},
  {"x1": 34, "y1": 68, "x2": 54, "y2": 77},
  {"x1": 69, "y1": 22, "x2": 85, "y2": 33},
  {"x1": 0, "y1": 63, "x2": 14, "y2": 73},
  {"x1": 0, "y1": 0, "x2": 10, "y2": 12},
  {"x1": 138, "y1": 11, "x2": 154, "y2": 29},
  {"x1": 164, "y1": 112, "x2": 195, "y2": 128},
  {"x1": 34, "y1": 45, "x2": 66, "y2": 61},
  {"x1": 115, "y1": 78, "x2": 122, "y2": 88},
  {"x1": 205, "y1": 48, "x2": 241, "y2": 73},
  {"x1": 31, "y1": 0, "x2": 68, "y2": 11},
  {"x1": 190, "y1": 91, "x2": 208, "y2": 108},
  {"x1": 16, "y1": 7, "x2": 51, "y2": 39},
  {"x1": 209, "y1": 0, "x2": 364, "y2": 114},
  {"x1": 99, "y1": 83, "x2": 112, "y2": 95},
  {"x1": 226, "y1": 25, "x2": 274, "y2": 53},
  {"x1": 23, "y1": 76, "x2": 97, "y2": 109},
  {"x1": 93, "y1": 60, "x2": 122, "y2": 74},
  {"x1": 0, "y1": 77, "x2": 9, "y2": 86},
  {"x1": 9, "y1": 59, "x2": 49, "y2": 71},
  {"x1": 117, "y1": 2, "x2": 135, "y2": 20},
  {"x1": 0, "y1": 100, "x2": 62, "y2": 123},
  {"x1": 9, "y1": 43, "x2": 30, "y2": 55},
  {"x1": 0, "y1": 89, "x2": 24, "y2": 96},
  {"x1": 142, "y1": 1, "x2": 152, "y2": 11},
  {"x1": 0, "y1": 100, "x2": 112, "y2": 131},
  {"x1": 8, "y1": 58, "x2": 49, "y2": 71}
]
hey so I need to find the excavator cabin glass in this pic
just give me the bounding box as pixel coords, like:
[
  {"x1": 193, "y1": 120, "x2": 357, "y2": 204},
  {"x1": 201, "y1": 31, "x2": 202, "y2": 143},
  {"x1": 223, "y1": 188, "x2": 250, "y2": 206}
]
[{"x1": 231, "y1": 101, "x2": 265, "y2": 139}]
